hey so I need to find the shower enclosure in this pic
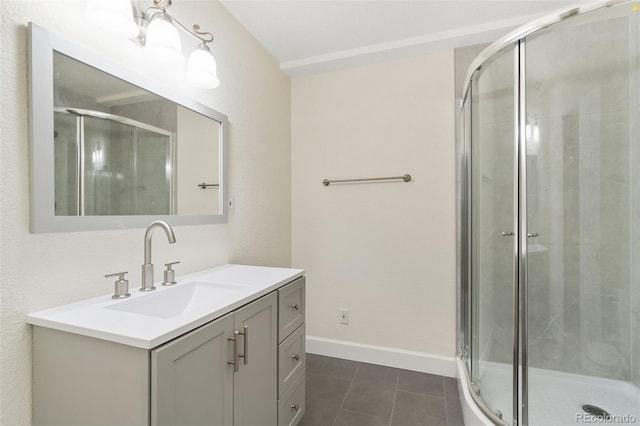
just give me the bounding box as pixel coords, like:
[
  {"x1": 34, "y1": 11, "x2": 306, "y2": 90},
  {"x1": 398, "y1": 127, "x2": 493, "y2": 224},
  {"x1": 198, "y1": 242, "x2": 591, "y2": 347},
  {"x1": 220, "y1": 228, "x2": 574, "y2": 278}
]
[
  {"x1": 459, "y1": 1, "x2": 640, "y2": 424},
  {"x1": 54, "y1": 108, "x2": 174, "y2": 216}
]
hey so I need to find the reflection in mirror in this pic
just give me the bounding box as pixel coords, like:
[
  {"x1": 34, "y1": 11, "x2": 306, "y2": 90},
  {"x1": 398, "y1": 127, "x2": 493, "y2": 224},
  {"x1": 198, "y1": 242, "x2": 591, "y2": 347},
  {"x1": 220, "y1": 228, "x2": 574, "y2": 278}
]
[
  {"x1": 53, "y1": 52, "x2": 221, "y2": 217},
  {"x1": 29, "y1": 23, "x2": 228, "y2": 232}
]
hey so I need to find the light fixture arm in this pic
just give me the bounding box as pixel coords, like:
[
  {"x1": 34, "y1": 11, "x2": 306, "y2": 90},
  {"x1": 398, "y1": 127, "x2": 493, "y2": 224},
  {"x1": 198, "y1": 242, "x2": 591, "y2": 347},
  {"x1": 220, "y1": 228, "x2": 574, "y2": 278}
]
[
  {"x1": 153, "y1": 0, "x2": 172, "y2": 10},
  {"x1": 192, "y1": 24, "x2": 214, "y2": 44},
  {"x1": 138, "y1": 1, "x2": 214, "y2": 46},
  {"x1": 171, "y1": 19, "x2": 214, "y2": 44}
]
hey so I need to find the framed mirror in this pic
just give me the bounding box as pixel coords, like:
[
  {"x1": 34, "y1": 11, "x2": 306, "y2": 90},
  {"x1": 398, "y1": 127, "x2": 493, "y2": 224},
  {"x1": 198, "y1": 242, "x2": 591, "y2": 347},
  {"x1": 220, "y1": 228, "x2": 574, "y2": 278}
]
[{"x1": 28, "y1": 22, "x2": 228, "y2": 233}]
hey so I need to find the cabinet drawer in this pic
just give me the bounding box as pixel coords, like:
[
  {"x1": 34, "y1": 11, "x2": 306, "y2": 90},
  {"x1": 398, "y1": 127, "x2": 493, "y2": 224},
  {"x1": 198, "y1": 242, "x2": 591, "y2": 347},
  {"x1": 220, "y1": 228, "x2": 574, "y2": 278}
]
[
  {"x1": 278, "y1": 368, "x2": 305, "y2": 426},
  {"x1": 278, "y1": 324, "x2": 305, "y2": 397},
  {"x1": 278, "y1": 277, "x2": 305, "y2": 342}
]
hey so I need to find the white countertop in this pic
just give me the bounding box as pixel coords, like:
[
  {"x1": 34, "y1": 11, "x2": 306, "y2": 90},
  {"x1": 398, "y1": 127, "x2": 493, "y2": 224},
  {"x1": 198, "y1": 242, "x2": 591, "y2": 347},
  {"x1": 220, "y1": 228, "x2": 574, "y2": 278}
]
[{"x1": 27, "y1": 264, "x2": 304, "y2": 349}]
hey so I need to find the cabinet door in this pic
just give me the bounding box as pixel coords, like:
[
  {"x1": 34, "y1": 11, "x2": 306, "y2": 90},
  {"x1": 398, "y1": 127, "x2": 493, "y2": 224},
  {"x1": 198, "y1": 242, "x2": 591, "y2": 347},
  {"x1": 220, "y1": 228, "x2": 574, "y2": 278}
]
[
  {"x1": 151, "y1": 313, "x2": 234, "y2": 426},
  {"x1": 233, "y1": 292, "x2": 278, "y2": 426}
]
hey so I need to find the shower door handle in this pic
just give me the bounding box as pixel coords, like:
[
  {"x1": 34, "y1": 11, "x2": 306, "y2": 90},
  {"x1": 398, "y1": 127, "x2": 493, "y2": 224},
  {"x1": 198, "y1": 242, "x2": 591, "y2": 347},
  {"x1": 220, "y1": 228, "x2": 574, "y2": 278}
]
[
  {"x1": 501, "y1": 232, "x2": 514, "y2": 237},
  {"x1": 527, "y1": 232, "x2": 540, "y2": 238}
]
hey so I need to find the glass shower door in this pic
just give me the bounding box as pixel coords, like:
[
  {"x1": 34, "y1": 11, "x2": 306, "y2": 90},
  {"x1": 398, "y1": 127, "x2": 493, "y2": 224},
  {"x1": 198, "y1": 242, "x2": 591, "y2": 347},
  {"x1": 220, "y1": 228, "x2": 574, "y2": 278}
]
[
  {"x1": 524, "y1": 5, "x2": 640, "y2": 425},
  {"x1": 53, "y1": 112, "x2": 78, "y2": 215},
  {"x1": 53, "y1": 110, "x2": 174, "y2": 217},
  {"x1": 470, "y1": 45, "x2": 516, "y2": 424},
  {"x1": 135, "y1": 129, "x2": 172, "y2": 215},
  {"x1": 83, "y1": 116, "x2": 137, "y2": 216},
  {"x1": 81, "y1": 115, "x2": 173, "y2": 216}
]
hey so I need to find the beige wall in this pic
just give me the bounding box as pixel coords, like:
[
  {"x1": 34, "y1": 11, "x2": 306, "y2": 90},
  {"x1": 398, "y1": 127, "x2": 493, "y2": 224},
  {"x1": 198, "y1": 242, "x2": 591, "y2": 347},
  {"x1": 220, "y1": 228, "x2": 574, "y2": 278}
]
[
  {"x1": 0, "y1": 1, "x2": 291, "y2": 424},
  {"x1": 292, "y1": 52, "x2": 456, "y2": 356},
  {"x1": 176, "y1": 106, "x2": 221, "y2": 215}
]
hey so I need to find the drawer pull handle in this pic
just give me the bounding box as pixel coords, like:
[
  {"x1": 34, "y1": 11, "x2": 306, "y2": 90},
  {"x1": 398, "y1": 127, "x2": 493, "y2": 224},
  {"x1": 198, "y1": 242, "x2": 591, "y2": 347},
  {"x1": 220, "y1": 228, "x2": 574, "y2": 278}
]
[
  {"x1": 229, "y1": 326, "x2": 249, "y2": 371},
  {"x1": 292, "y1": 354, "x2": 300, "y2": 361},
  {"x1": 238, "y1": 325, "x2": 248, "y2": 365},
  {"x1": 291, "y1": 404, "x2": 300, "y2": 412},
  {"x1": 290, "y1": 304, "x2": 299, "y2": 310},
  {"x1": 228, "y1": 332, "x2": 239, "y2": 372}
]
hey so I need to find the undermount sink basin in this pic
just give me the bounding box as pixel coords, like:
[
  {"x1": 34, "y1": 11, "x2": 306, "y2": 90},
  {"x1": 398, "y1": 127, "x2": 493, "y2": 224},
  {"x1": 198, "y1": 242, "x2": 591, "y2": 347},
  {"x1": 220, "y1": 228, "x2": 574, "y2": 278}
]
[{"x1": 105, "y1": 281, "x2": 248, "y2": 319}]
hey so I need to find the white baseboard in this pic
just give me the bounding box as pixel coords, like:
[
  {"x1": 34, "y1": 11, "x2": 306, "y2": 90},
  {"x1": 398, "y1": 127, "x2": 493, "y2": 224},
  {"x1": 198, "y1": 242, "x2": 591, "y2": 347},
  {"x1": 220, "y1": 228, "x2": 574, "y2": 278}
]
[{"x1": 306, "y1": 335, "x2": 457, "y2": 377}]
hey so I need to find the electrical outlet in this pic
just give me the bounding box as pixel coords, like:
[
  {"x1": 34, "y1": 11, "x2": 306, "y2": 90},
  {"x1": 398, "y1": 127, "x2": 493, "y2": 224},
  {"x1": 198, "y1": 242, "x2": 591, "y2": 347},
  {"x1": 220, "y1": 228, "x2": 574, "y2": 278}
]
[{"x1": 339, "y1": 309, "x2": 349, "y2": 325}]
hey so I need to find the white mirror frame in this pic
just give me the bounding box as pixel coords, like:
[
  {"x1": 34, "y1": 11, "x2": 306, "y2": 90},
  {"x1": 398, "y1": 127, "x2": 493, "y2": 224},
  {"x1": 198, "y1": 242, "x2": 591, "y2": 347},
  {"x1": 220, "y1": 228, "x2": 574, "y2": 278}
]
[{"x1": 28, "y1": 22, "x2": 229, "y2": 233}]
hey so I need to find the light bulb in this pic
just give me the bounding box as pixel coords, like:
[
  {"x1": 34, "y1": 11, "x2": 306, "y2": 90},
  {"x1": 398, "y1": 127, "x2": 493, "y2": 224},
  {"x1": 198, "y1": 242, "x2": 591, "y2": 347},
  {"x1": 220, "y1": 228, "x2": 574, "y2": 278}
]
[
  {"x1": 145, "y1": 12, "x2": 183, "y2": 63},
  {"x1": 85, "y1": 0, "x2": 139, "y2": 38},
  {"x1": 533, "y1": 122, "x2": 540, "y2": 143},
  {"x1": 187, "y1": 44, "x2": 220, "y2": 89}
]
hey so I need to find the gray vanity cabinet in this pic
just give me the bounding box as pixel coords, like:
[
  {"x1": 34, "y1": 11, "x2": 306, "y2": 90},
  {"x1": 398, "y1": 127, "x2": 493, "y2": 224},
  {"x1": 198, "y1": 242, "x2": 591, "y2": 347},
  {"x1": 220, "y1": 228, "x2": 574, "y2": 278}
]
[
  {"x1": 32, "y1": 327, "x2": 150, "y2": 426},
  {"x1": 151, "y1": 313, "x2": 234, "y2": 426},
  {"x1": 151, "y1": 292, "x2": 278, "y2": 426},
  {"x1": 32, "y1": 278, "x2": 302, "y2": 426},
  {"x1": 233, "y1": 292, "x2": 278, "y2": 426}
]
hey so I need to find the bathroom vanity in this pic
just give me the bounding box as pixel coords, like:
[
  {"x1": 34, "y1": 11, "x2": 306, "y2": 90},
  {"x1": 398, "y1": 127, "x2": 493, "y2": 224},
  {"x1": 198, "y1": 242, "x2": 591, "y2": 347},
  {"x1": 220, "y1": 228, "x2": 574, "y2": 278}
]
[{"x1": 28, "y1": 264, "x2": 306, "y2": 426}]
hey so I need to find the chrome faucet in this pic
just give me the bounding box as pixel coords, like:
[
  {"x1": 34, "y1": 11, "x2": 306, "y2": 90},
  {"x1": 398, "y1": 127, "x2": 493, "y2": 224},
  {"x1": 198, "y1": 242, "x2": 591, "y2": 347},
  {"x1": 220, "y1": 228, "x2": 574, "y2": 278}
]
[{"x1": 141, "y1": 220, "x2": 176, "y2": 292}]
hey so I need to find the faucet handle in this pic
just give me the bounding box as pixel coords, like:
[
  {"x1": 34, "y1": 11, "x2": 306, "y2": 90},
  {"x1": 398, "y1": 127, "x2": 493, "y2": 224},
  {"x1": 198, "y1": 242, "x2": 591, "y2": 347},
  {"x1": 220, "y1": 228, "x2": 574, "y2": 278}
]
[
  {"x1": 105, "y1": 271, "x2": 131, "y2": 299},
  {"x1": 162, "y1": 261, "x2": 180, "y2": 286}
]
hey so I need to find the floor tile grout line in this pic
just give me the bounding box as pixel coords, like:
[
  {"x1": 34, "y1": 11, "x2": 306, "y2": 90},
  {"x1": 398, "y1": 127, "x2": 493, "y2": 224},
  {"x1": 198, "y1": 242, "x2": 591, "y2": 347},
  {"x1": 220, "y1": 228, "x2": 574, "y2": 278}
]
[
  {"x1": 331, "y1": 361, "x2": 360, "y2": 426},
  {"x1": 395, "y1": 388, "x2": 446, "y2": 399},
  {"x1": 388, "y1": 369, "x2": 401, "y2": 426},
  {"x1": 339, "y1": 408, "x2": 391, "y2": 423}
]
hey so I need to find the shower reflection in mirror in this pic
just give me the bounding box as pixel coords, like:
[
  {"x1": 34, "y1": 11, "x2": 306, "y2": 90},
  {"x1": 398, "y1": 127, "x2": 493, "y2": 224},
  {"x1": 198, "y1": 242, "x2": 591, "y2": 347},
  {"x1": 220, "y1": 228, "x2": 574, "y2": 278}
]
[
  {"x1": 52, "y1": 50, "x2": 221, "y2": 218},
  {"x1": 53, "y1": 108, "x2": 174, "y2": 216}
]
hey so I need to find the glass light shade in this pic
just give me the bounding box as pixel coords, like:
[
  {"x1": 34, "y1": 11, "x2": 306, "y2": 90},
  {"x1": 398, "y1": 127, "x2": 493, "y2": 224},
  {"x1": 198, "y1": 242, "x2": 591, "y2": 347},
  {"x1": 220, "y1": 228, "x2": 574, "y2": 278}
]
[
  {"x1": 85, "y1": 0, "x2": 139, "y2": 38},
  {"x1": 145, "y1": 12, "x2": 183, "y2": 63},
  {"x1": 187, "y1": 45, "x2": 220, "y2": 89}
]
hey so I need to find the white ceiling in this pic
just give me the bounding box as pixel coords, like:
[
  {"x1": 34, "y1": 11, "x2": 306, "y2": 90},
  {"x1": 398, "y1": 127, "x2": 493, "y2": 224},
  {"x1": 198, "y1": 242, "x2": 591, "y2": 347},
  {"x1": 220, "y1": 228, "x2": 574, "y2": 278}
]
[{"x1": 219, "y1": 0, "x2": 580, "y2": 76}]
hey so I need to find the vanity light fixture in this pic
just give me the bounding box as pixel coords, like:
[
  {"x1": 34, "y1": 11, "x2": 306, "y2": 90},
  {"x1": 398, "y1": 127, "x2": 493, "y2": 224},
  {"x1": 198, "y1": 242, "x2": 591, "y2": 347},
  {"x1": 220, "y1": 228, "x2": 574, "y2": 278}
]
[{"x1": 86, "y1": 0, "x2": 220, "y2": 89}]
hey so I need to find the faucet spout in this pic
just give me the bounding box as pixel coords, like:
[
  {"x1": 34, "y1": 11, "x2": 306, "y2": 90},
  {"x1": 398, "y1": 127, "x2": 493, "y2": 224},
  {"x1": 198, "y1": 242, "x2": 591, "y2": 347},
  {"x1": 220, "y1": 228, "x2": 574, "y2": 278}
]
[
  {"x1": 141, "y1": 220, "x2": 176, "y2": 291},
  {"x1": 144, "y1": 220, "x2": 176, "y2": 264}
]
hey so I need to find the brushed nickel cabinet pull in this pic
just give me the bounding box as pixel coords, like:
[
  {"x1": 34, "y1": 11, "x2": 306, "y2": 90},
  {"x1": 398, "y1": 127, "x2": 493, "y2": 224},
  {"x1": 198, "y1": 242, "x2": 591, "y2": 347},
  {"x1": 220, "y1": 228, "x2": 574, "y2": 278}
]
[
  {"x1": 241, "y1": 325, "x2": 248, "y2": 365},
  {"x1": 228, "y1": 332, "x2": 239, "y2": 372}
]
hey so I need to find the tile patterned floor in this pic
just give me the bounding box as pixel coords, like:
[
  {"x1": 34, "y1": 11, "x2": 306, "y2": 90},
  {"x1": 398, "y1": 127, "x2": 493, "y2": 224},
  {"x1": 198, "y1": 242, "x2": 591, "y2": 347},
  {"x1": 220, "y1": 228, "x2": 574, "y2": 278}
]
[{"x1": 299, "y1": 354, "x2": 465, "y2": 426}]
